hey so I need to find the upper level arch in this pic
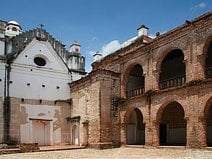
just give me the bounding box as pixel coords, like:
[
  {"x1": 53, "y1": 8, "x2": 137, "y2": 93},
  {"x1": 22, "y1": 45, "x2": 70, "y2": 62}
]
[
  {"x1": 204, "y1": 35, "x2": 212, "y2": 79},
  {"x1": 157, "y1": 49, "x2": 186, "y2": 90},
  {"x1": 122, "y1": 63, "x2": 145, "y2": 98}
]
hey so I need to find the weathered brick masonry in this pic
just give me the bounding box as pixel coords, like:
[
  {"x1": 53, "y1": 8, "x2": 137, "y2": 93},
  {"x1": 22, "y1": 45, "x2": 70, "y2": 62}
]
[{"x1": 71, "y1": 12, "x2": 212, "y2": 148}]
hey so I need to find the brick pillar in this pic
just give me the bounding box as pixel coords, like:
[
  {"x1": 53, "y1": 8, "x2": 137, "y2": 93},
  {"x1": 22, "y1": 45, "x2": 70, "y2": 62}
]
[
  {"x1": 198, "y1": 116, "x2": 207, "y2": 147},
  {"x1": 186, "y1": 117, "x2": 200, "y2": 148},
  {"x1": 196, "y1": 54, "x2": 205, "y2": 80},
  {"x1": 152, "y1": 120, "x2": 159, "y2": 147},
  {"x1": 120, "y1": 123, "x2": 126, "y2": 145},
  {"x1": 144, "y1": 120, "x2": 153, "y2": 147},
  {"x1": 152, "y1": 71, "x2": 159, "y2": 91}
]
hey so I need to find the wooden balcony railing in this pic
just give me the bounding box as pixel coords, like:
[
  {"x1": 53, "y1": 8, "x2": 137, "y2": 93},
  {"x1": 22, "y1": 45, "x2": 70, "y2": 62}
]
[
  {"x1": 159, "y1": 75, "x2": 186, "y2": 90},
  {"x1": 127, "y1": 87, "x2": 145, "y2": 98},
  {"x1": 206, "y1": 67, "x2": 212, "y2": 79}
]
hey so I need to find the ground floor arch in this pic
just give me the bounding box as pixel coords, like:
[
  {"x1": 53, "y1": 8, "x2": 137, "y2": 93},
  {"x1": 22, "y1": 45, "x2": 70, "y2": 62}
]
[
  {"x1": 126, "y1": 108, "x2": 145, "y2": 145},
  {"x1": 206, "y1": 99, "x2": 212, "y2": 146},
  {"x1": 158, "y1": 102, "x2": 186, "y2": 146}
]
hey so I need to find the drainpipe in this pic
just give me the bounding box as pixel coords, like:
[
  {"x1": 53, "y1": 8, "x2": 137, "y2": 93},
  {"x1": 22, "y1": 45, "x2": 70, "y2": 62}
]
[{"x1": 3, "y1": 36, "x2": 12, "y2": 144}]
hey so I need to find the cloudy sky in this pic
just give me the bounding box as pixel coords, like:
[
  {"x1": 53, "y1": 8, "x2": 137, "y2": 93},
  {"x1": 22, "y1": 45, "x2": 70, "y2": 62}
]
[{"x1": 0, "y1": 0, "x2": 211, "y2": 72}]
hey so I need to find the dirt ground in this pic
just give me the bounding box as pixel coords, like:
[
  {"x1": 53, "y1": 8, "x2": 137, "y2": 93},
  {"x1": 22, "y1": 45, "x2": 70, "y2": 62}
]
[{"x1": 0, "y1": 147, "x2": 212, "y2": 159}]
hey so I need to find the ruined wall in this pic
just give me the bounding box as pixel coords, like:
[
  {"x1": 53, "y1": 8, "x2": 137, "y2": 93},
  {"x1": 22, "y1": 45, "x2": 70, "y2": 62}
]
[
  {"x1": 71, "y1": 73, "x2": 101, "y2": 148},
  {"x1": 98, "y1": 71, "x2": 120, "y2": 148},
  {"x1": 9, "y1": 97, "x2": 71, "y2": 145},
  {"x1": 71, "y1": 69, "x2": 120, "y2": 148}
]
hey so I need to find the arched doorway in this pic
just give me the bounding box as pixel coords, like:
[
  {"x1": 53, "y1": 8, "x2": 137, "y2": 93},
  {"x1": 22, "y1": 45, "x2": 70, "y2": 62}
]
[
  {"x1": 72, "y1": 125, "x2": 79, "y2": 145},
  {"x1": 159, "y1": 102, "x2": 186, "y2": 146},
  {"x1": 206, "y1": 103, "x2": 212, "y2": 146},
  {"x1": 126, "y1": 108, "x2": 145, "y2": 145},
  {"x1": 126, "y1": 64, "x2": 145, "y2": 98},
  {"x1": 205, "y1": 41, "x2": 212, "y2": 79},
  {"x1": 159, "y1": 49, "x2": 186, "y2": 89}
]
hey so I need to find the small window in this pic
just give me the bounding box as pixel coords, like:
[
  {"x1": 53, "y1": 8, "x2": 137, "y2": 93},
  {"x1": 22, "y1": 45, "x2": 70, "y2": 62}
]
[
  {"x1": 34, "y1": 57, "x2": 46, "y2": 66},
  {"x1": 12, "y1": 27, "x2": 17, "y2": 31},
  {"x1": 75, "y1": 48, "x2": 79, "y2": 52}
]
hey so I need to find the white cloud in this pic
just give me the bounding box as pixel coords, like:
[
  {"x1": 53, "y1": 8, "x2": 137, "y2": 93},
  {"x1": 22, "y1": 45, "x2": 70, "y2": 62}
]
[
  {"x1": 92, "y1": 37, "x2": 97, "y2": 41},
  {"x1": 191, "y1": 2, "x2": 207, "y2": 10},
  {"x1": 198, "y1": 2, "x2": 207, "y2": 8},
  {"x1": 101, "y1": 40, "x2": 121, "y2": 57}
]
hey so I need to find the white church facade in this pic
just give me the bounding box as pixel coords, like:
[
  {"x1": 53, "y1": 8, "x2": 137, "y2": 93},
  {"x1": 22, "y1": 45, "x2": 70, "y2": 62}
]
[{"x1": 0, "y1": 20, "x2": 86, "y2": 145}]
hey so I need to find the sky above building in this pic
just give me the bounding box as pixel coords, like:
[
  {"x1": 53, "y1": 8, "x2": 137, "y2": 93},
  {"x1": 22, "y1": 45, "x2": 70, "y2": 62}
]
[{"x1": 0, "y1": 0, "x2": 211, "y2": 72}]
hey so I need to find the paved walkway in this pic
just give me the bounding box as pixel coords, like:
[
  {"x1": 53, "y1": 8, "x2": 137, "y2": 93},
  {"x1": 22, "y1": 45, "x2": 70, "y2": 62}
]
[{"x1": 0, "y1": 147, "x2": 212, "y2": 159}]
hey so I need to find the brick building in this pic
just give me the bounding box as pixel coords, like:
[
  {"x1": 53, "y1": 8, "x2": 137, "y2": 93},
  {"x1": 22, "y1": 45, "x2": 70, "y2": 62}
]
[{"x1": 70, "y1": 11, "x2": 212, "y2": 149}]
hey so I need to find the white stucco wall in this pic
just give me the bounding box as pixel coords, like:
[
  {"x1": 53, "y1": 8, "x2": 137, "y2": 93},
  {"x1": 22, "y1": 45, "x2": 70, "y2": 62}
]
[
  {"x1": 0, "y1": 64, "x2": 5, "y2": 97},
  {"x1": 0, "y1": 42, "x2": 5, "y2": 56},
  {"x1": 20, "y1": 104, "x2": 61, "y2": 145},
  {"x1": 9, "y1": 39, "x2": 72, "y2": 100}
]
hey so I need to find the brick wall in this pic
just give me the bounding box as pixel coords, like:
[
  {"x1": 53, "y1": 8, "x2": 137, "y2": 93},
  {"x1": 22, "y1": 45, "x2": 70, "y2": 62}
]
[{"x1": 71, "y1": 12, "x2": 212, "y2": 148}]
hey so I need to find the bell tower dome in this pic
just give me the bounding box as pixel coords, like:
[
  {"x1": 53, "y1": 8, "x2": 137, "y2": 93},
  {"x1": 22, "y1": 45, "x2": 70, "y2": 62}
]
[
  {"x1": 5, "y1": 20, "x2": 22, "y2": 37},
  {"x1": 70, "y1": 40, "x2": 81, "y2": 53}
]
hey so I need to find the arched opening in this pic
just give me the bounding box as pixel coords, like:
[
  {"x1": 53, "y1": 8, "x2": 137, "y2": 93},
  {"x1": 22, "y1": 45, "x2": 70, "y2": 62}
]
[
  {"x1": 159, "y1": 49, "x2": 186, "y2": 89},
  {"x1": 126, "y1": 108, "x2": 145, "y2": 145},
  {"x1": 126, "y1": 64, "x2": 144, "y2": 98},
  {"x1": 206, "y1": 103, "x2": 212, "y2": 146},
  {"x1": 159, "y1": 102, "x2": 186, "y2": 146},
  {"x1": 72, "y1": 125, "x2": 79, "y2": 145},
  {"x1": 205, "y1": 41, "x2": 212, "y2": 79}
]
